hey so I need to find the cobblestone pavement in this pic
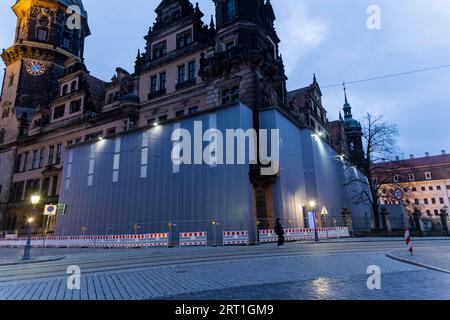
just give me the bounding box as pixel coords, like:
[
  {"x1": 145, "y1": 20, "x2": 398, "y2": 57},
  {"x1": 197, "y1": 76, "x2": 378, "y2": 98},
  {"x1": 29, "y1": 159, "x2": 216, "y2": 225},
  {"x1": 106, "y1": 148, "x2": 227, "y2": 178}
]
[
  {"x1": 389, "y1": 247, "x2": 450, "y2": 273},
  {"x1": 0, "y1": 239, "x2": 449, "y2": 300}
]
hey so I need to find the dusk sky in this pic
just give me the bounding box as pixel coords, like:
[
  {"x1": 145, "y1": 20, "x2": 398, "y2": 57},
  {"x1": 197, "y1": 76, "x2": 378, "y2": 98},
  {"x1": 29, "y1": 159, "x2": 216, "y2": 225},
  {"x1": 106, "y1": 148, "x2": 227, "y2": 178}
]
[{"x1": 1, "y1": 0, "x2": 449, "y2": 158}]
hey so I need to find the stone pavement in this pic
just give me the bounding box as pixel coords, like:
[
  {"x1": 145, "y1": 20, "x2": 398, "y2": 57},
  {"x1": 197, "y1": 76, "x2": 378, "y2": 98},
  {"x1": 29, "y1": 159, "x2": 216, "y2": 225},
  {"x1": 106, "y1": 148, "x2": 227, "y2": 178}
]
[
  {"x1": 388, "y1": 246, "x2": 450, "y2": 274},
  {"x1": 0, "y1": 251, "x2": 439, "y2": 300}
]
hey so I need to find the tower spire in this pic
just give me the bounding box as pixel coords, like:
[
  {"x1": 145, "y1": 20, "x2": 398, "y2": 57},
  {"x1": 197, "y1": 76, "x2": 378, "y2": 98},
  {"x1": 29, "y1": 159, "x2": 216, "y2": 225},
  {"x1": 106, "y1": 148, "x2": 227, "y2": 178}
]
[{"x1": 343, "y1": 82, "x2": 348, "y2": 104}]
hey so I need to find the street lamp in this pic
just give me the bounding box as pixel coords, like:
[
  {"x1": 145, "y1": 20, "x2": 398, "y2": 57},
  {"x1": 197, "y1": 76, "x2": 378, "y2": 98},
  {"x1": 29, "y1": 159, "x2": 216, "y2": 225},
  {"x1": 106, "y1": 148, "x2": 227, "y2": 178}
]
[
  {"x1": 22, "y1": 194, "x2": 40, "y2": 260},
  {"x1": 309, "y1": 200, "x2": 319, "y2": 242}
]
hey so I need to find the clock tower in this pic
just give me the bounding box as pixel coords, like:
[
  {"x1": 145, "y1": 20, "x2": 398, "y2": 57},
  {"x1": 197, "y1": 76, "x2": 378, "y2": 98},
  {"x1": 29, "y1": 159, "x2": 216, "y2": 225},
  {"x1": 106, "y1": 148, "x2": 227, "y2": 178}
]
[{"x1": 0, "y1": 0, "x2": 90, "y2": 142}]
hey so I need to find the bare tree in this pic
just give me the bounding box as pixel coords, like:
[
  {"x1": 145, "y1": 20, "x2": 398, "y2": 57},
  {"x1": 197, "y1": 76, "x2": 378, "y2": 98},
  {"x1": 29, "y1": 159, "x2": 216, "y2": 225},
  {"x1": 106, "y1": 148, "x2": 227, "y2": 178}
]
[{"x1": 343, "y1": 113, "x2": 405, "y2": 229}]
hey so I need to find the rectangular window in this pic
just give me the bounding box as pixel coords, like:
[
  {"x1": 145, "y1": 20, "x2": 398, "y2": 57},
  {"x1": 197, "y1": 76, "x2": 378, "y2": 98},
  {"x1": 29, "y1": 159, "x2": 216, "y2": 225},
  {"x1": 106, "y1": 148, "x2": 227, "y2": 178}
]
[
  {"x1": 15, "y1": 154, "x2": 22, "y2": 173},
  {"x1": 178, "y1": 65, "x2": 185, "y2": 84},
  {"x1": 10, "y1": 182, "x2": 24, "y2": 202},
  {"x1": 159, "y1": 115, "x2": 168, "y2": 122},
  {"x1": 51, "y1": 175, "x2": 58, "y2": 195},
  {"x1": 177, "y1": 30, "x2": 192, "y2": 49},
  {"x1": 425, "y1": 172, "x2": 432, "y2": 180},
  {"x1": 55, "y1": 144, "x2": 62, "y2": 165},
  {"x1": 150, "y1": 76, "x2": 158, "y2": 94},
  {"x1": 414, "y1": 199, "x2": 419, "y2": 205},
  {"x1": 69, "y1": 100, "x2": 82, "y2": 114},
  {"x1": 188, "y1": 61, "x2": 196, "y2": 81},
  {"x1": 48, "y1": 146, "x2": 54, "y2": 166},
  {"x1": 176, "y1": 110, "x2": 185, "y2": 117},
  {"x1": 424, "y1": 199, "x2": 429, "y2": 205},
  {"x1": 107, "y1": 128, "x2": 116, "y2": 136},
  {"x1": 22, "y1": 152, "x2": 29, "y2": 172},
  {"x1": 53, "y1": 105, "x2": 65, "y2": 120},
  {"x1": 42, "y1": 177, "x2": 50, "y2": 197},
  {"x1": 37, "y1": 28, "x2": 48, "y2": 41},
  {"x1": 63, "y1": 37, "x2": 71, "y2": 49},
  {"x1": 160, "y1": 72, "x2": 166, "y2": 91},
  {"x1": 38, "y1": 148, "x2": 45, "y2": 168},
  {"x1": 31, "y1": 150, "x2": 38, "y2": 170},
  {"x1": 437, "y1": 185, "x2": 441, "y2": 191},
  {"x1": 189, "y1": 106, "x2": 199, "y2": 114},
  {"x1": 408, "y1": 173, "x2": 415, "y2": 181},
  {"x1": 440, "y1": 198, "x2": 445, "y2": 204},
  {"x1": 431, "y1": 198, "x2": 436, "y2": 205},
  {"x1": 152, "y1": 41, "x2": 166, "y2": 59}
]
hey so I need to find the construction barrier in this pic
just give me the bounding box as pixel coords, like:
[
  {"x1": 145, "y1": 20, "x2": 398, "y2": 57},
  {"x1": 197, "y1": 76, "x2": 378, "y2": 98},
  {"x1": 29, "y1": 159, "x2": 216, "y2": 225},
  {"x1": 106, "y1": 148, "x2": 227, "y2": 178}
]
[
  {"x1": 179, "y1": 232, "x2": 208, "y2": 246},
  {"x1": 223, "y1": 231, "x2": 249, "y2": 246},
  {"x1": 260, "y1": 227, "x2": 350, "y2": 243},
  {"x1": 0, "y1": 233, "x2": 169, "y2": 249},
  {"x1": 259, "y1": 229, "x2": 278, "y2": 243},
  {"x1": 284, "y1": 228, "x2": 314, "y2": 241}
]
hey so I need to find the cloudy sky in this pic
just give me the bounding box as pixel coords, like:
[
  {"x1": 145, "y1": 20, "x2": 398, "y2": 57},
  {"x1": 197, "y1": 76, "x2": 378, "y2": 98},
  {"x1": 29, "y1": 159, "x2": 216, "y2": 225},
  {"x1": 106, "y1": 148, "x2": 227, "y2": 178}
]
[{"x1": 1, "y1": 0, "x2": 449, "y2": 158}]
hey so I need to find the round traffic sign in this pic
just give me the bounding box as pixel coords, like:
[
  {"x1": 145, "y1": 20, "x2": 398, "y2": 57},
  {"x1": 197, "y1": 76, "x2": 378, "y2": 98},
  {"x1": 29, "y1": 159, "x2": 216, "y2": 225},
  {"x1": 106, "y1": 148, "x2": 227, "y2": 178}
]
[{"x1": 394, "y1": 189, "x2": 404, "y2": 201}]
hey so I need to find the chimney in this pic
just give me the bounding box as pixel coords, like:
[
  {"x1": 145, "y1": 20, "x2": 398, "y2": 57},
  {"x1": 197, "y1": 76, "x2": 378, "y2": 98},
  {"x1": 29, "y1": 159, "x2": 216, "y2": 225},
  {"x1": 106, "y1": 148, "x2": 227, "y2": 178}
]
[
  {"x1": 425, "y1": 152, "x2": 430, "y2": 158},
  {"x1": 409, "y1": 154, "x2": 414, "y2": 159},
  {"x1": 442, "y1": 150, "x2": 447, "y2": 156}
]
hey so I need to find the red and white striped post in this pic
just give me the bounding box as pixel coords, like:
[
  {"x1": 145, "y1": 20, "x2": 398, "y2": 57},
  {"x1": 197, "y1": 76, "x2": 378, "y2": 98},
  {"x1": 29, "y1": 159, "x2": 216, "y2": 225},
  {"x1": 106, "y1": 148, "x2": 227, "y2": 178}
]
[{"x1": 404, "y1": 229, "x2": 413, "y2": 255}]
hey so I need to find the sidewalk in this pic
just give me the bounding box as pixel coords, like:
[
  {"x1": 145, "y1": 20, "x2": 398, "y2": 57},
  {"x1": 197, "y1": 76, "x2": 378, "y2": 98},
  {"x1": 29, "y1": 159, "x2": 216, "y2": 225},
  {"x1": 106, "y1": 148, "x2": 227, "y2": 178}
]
[
  {"x1": 0, "y1": 256, "x2": 65, "y2": 267},
  {"x1": 387, "y1": 246, "x2": 450, "y2": 274}
]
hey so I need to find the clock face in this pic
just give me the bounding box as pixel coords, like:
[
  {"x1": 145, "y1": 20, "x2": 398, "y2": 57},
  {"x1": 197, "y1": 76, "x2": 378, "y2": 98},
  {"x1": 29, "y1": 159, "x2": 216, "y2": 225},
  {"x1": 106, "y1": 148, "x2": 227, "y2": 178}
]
[{"x1": 26, "y1": 61, "x2": 46, "y2": 76}]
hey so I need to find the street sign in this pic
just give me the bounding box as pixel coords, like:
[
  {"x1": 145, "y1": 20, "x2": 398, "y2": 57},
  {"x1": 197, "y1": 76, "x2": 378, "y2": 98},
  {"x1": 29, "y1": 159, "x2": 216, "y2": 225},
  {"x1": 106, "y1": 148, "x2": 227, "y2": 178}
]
[
  {"x1": 394, "y1": 188, "x2": 404, "y2": 201},
  {"x1": 44, "y1": 205, "x2": 57, "y2": 216},
  {"x1": 57, "y1": 203, "x2": 67, "y2": 216}
]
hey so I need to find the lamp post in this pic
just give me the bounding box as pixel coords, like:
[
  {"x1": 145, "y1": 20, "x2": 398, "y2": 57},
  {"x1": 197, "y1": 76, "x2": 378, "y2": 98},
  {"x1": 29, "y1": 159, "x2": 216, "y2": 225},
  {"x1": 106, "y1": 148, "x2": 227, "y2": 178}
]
[
  {"x1": 22, "y1": 194, "x2": 40, "y2": 260},
  {"x1": 309, "y1": 200, "x2": 319, "y2": 242}
]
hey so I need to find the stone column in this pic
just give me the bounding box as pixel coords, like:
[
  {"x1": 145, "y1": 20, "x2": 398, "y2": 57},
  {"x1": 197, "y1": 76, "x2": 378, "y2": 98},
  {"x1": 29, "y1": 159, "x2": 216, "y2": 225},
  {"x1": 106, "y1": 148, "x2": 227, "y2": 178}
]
[
  {"x1": 413, "y1": 208, "x2": 424, "y2": 235},
  {"x1": 380, "y1": 207, "x2": 392, "y2": 232},
  {"x1": 440, "y1": 208, "x2": 450, "y2": 236},
  {"x1": 341, "y1": 208, "x2": 353, "y2": 236}
]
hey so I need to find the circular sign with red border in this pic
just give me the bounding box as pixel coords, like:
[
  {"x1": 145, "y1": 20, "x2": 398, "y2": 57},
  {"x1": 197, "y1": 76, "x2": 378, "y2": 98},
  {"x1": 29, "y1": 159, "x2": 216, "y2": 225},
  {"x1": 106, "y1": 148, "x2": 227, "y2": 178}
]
[{"x1": 394, "y1": 188, "x2": 404, "y2": 201}]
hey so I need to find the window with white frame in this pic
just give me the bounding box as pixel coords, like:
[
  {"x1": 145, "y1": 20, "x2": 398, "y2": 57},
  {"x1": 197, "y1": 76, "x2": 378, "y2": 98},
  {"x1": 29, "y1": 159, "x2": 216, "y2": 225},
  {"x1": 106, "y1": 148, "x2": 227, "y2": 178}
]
[
  {"x1": 425, "y1": 171, "x2": 432, "y2": 180},
  {"x1": 409, "y1": 173, "x2": 415, "y2": 181}
]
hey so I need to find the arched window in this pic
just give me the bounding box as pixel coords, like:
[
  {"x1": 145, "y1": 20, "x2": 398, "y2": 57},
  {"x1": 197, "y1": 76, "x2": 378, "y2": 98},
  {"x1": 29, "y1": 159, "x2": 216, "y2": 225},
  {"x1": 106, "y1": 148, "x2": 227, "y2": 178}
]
[
  {"x1": 71, "y1": 81, "x2": 77, "y2": 92},
  {"x1": 0, "y1": 129, "x2": 6, "y2": 144}
]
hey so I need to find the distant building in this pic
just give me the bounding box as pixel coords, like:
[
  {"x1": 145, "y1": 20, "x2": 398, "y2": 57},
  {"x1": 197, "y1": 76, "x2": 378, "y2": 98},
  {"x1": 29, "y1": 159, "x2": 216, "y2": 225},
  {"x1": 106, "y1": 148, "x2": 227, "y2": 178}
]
[{"x1": 376, "y1": 151, "x2": 450, "y2": 220}]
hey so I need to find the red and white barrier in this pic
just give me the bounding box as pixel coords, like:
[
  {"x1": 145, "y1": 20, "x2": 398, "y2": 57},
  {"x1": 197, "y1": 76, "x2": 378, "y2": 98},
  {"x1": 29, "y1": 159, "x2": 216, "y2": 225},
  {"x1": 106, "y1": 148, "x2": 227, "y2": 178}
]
[
  {"x1": 259, "y1": 229, "x2": 278, "y2": 243},
  {"x1": 223, "y1": 231, "x2": 249, "y2": 245},
  {"x1": 259, "y1": 227, "x2": 350, "y2": 243},
  {"x1": 284, "y1": 229, "x2": 314, "y2": 241},
  {"x1": 0, "y1": 233, "x2": 169, "y2": 249},
  {"x1": 404, "y1": 229, "x2": 413, "y2": 255},
  {"x1": 179, "y1": 232, "x2": 208, "y2": 246}
]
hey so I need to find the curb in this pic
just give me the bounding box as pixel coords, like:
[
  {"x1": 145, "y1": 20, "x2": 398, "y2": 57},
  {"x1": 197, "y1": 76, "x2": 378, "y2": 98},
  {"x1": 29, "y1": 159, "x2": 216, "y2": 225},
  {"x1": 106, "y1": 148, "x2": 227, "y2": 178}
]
[
  {"x1": 0, "y1": 256, "x2": 66, "y2": 267},
  {"x1": 386, "y1": 253, "x2": 450, "y2": 274}
]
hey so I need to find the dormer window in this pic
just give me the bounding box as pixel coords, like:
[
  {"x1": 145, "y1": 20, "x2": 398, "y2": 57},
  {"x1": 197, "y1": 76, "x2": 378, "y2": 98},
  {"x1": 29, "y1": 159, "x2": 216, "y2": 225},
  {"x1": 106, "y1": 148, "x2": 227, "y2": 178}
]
[
  {"x1": 393, "y1": 174, "x2": 399, "y2": 183},
  {"x1": 409, "y1": 173, "x2": 415, "y2": 181},
  {"x1": 425, "y1": 172, "x2": 432, "y2": 180}
]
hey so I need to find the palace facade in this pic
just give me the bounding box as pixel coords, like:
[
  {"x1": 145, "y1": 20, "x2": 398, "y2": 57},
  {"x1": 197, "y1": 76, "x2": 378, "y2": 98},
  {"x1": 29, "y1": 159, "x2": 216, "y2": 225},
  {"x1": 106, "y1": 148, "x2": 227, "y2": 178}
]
[{"x1": 0, "y1": 0, "x2": 370, "y2": 241}]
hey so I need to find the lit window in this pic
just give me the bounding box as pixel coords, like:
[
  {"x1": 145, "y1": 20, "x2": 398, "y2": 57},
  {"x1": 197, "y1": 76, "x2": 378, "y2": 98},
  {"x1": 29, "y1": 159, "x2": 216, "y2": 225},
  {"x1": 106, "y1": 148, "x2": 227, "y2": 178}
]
[
  {"x1": 141, "y1": 132, "x2": 149, "y2": 178},
  {"x1": 112, "y1": 138, "x2": 121, "y2": 183}
]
